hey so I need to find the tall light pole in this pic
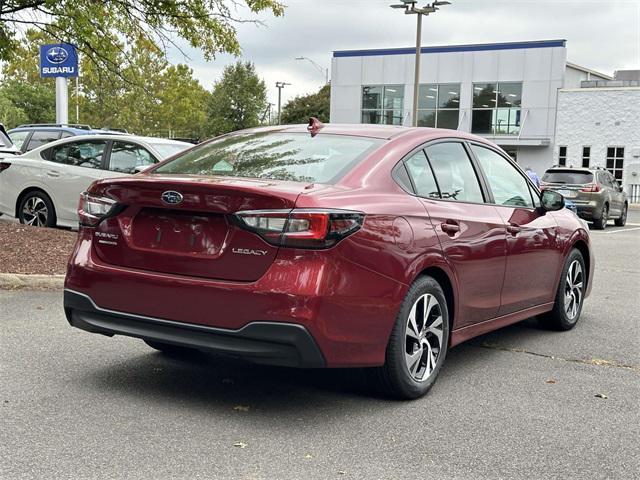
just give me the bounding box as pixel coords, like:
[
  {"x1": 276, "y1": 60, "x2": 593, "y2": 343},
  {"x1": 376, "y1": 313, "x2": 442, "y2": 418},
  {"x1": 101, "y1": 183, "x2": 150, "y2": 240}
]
[
  {"x1": 275, "y1": 81, "x2": 291, "y2": 125},
  {"x1": 390, "y1": 0, "x2": 451, "y2": 127},
  {"x1": 295, "y1": 56, "x2": 329, "y2": 84}
]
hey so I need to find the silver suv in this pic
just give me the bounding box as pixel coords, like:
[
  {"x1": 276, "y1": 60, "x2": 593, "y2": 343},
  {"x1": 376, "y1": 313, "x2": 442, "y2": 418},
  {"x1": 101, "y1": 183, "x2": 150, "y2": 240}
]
[{"x1": 541, "y1": 167, "x2": 628, "y2": 229}]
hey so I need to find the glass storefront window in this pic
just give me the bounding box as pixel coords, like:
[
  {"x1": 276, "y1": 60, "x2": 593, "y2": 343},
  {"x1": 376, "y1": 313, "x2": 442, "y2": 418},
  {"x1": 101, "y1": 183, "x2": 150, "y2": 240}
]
[
  {"x1": 472, "y1": 82, "x2": 522, "y2": 135},
  {"x1": 417, "y1": 83, "x2": 460, "y2": 129},
  {"x1": 361, "y1": 85, "x2": 404, "y2": 125}
]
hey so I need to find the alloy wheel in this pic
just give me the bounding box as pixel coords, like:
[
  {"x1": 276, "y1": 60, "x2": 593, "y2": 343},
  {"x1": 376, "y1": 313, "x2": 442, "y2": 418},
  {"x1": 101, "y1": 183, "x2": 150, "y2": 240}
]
[
  {"x1": 564, "y1": 260, "x2": 584, "y2": 319},
  {"x1": 404, "y1": 293, "x2": 444, "y2": 381},
  {"x1": 601, "y1": 206, "x2": 608, "y2": 228},
  {"x1": 22, "y1": 197, "x2": 48, "y2": 227}
]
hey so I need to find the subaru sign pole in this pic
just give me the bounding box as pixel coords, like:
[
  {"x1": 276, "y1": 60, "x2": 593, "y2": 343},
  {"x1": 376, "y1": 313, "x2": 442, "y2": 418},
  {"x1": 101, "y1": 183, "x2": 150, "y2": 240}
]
[{"x1": 39, "y1": 43, "x2": 79, "y2": 124}]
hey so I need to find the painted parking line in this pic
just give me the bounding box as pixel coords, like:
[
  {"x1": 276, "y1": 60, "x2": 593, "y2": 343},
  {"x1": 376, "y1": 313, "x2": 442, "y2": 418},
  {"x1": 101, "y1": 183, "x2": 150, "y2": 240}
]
[{"x1": 602, "y1": 227, "x2": 640, "y2": 234}]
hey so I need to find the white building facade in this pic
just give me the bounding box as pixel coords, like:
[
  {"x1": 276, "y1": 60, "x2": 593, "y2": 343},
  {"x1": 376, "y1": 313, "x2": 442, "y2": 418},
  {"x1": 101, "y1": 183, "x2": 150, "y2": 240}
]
[
  {"x1": 329, "y1": 40, "x2": 609, "y2": 175},
  {"x1": 555, "y1": 80, "x2": 640, "y2": 201}
]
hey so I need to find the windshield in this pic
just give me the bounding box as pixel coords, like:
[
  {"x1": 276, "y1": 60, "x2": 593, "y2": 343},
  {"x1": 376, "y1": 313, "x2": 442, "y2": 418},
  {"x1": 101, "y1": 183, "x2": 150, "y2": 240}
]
[
  {"x1": 542, "y1": 170, "x2": 594, "y2": 184},
  {"x1": 153, "y1": 132, "x2": 384, "y2": 184},
  {"x1": 149, "y1": 142, "x2": 191, "y2": 159}
]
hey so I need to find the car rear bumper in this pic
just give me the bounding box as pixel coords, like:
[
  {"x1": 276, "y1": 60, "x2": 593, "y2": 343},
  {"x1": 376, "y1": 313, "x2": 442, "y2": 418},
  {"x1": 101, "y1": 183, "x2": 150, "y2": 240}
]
[
  {"x1": 64, "y1": 289, "x2": 325, "y2": 367},
  {"x1": 64, "y1": 229, "x2": 407, "y2": 367}
]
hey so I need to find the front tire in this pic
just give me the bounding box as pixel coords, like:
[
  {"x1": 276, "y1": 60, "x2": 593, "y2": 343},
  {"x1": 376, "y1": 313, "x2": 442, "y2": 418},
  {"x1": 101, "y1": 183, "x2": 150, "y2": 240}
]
[
  {"x1": 538, "y1": 249, "x2": 586, "y2": 331},
  {"x1": 18, "y1": 191, "x2": 56, "y2": 228},
  {"x1": 372, "y1": 275, "x2": 450, "y2": 399}
]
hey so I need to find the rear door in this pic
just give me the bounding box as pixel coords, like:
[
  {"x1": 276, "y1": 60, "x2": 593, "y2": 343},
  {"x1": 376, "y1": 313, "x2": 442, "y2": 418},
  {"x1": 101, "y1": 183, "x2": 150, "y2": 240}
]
[
  {"x1": 470, "y1": 144, "x2": 562, "y2": 315},
  {"x1": 405, "y1": 142, "x2": 507, "y2": 327},
  {"x1": 607, "y1": 173, "x2": 623, "y2": 215},
  {"x1": 43, "y1": 139, "x2": 111, "y2": 222}
]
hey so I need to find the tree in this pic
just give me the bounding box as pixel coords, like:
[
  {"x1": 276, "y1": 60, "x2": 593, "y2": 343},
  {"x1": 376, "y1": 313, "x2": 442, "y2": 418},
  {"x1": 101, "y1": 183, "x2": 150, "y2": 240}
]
[
  {"x1": 280, "y1": 84, "x2": 330, "y2": 125},
  {"x1": 0, "y1": 1, "x2": 284, "y2": 85},
  {"x1": 207, "y1": 61, "x2": 267, "y2": 135}
]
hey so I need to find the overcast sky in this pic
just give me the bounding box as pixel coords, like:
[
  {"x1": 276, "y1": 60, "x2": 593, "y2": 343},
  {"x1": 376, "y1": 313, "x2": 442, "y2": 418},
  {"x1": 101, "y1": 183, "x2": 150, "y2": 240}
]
[{"x1": 169, "y1": 0, "x2": 640, "y2": 106}]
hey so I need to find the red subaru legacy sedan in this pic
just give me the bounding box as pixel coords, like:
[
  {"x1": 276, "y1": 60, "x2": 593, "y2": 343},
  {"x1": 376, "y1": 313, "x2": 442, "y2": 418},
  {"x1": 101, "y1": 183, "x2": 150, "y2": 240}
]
[{"x1": 64, "y1": 122, "x2": 593, "y2": 399}]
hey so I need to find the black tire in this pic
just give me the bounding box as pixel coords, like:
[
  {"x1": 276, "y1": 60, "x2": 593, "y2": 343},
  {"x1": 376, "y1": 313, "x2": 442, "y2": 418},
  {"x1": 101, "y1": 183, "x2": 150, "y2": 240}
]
[
  {"x1": 614, "y1": 203, "x2": 628, "y2": 227},
  {"x1": 18, "y1": 190, "x2": 56, "y2": 228},
  {"x1": 592, "y1": 204, "x2": 608, "y2": 230},
  {"x1": 144, "y1": 339, "x2": 196, "y2": 355},
  {"x1": 538, "y1": 249, "x2": 586, "y2": 331},
  {"x1": 371, "y1": 275, "x2": 450, "y2": 400}
]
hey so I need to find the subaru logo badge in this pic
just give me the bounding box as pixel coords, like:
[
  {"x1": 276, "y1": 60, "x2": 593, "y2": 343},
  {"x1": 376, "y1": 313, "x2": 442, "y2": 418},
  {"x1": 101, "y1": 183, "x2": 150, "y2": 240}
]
[
  {"x1": 46, "y1": 46, "x2": 69, "y2": 64},
  {"x1": 161, "y1": 191, "x2": 183, "y2": 205}
]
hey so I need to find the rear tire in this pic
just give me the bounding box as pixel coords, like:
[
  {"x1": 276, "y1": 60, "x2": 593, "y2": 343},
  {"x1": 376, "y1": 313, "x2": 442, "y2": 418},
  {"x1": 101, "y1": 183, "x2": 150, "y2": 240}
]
[
  {"x1": 538, "y1": 249, "x2": 586, "y2": 331},
  {"x1": 592, "y1": 204, "x2": 608, "y2": 230},
  {"x1": 144, "y1": 339, "x2": 195, "y2": 355},
  {"x1": 18, "y1": 191, "x2": 56, "y2": 228},
  {"x1": 371, "y1": 275, "x2": 450, "y2": 400},
  {"x1": 614, "y1": 204, "x2": 628, "y2": 227}
]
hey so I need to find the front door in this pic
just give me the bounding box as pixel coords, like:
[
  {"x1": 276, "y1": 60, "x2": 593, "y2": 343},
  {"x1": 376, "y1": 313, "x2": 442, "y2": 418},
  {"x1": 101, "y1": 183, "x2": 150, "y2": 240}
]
[
  {"x1": 470, "y1": 144, "x2": 562, "y2": 315},
  {"x1": 404, "y1": 143, "x2": 507, "y2": 327}
]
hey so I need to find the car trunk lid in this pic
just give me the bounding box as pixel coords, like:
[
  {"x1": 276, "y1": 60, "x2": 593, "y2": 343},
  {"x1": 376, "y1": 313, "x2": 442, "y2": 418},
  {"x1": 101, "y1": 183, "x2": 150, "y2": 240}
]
[{"x1": 89, "y1": 175, "x2": 306, "y2": 281}]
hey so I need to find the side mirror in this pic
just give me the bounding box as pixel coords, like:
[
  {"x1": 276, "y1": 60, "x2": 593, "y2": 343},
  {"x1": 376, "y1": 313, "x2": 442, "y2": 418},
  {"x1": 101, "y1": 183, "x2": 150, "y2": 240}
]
[{"x1": 540, "y1": 189, "x2": 565, "y2": 211}]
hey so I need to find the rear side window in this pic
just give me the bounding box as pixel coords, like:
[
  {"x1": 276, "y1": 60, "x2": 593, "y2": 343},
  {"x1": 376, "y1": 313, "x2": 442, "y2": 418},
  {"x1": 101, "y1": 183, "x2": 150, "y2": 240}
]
[
  {"x1": 471, "y1": 145, "x2": 534, "y2": 208},
  {"x1": 25, "y1": 130, "x2": 61, "y2": 151},
  {"x1": 8, "y1": 131, "x2": 29, "y2": 150},
  {"x1": 404, "y1": 151, "x2": 440, "y2": 198},
  {"x1": 425, "y1": 143, "x2": 484, "y2": 203},
  {"x1": 154, "y1": 132, "x2": 384, "y2": 184},
  {"x1": 109, "y1": 141, "x2": 156, "y2": 173},
  {"x1": 542, "y1": 170, "x2": 593, "y2": 184},
  {"x1": 49, "y1": 140, "x2": 107, "y2": 169}
]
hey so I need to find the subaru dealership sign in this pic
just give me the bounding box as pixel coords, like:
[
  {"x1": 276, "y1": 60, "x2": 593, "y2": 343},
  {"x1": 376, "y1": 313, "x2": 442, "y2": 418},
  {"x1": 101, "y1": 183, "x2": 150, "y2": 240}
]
[{"x1": 39, "y1": 43, "x2": 78, "y2": 78}]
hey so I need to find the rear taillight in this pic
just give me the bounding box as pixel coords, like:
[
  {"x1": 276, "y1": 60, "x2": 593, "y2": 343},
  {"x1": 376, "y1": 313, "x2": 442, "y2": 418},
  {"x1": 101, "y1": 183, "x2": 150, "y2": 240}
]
[
  {"x1": 78, "y1": 191, "x2": 118, "y2": 227},
  {"x1": 0, "y1": 161, "x2": 11, "y2": 172},
  {"x1": 580, "y1": 184, "x2": 601, "y2": 193},
  {"x1": 234, "y1": 209, "x2": 364, "y2": 249}
]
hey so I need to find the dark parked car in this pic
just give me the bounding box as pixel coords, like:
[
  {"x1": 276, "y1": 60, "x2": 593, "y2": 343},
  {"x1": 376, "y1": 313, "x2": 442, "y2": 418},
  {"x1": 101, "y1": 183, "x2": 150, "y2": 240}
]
[
  {"x1": 541, "y1": 167, "x2": 628, "y2": 229},
  {"x1": 63, "y1": 123, "x2": 594, "y2": 399}
]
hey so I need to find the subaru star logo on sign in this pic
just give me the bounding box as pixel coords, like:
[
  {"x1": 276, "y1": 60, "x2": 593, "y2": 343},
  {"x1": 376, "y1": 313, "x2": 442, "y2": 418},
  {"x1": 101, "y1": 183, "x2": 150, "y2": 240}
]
[
  {"x1": 39, "y1": 43, "x2": 78, "y2": 78},
  {"x1": 161, "y1": 191, "x2": 184, "y2": 205}
]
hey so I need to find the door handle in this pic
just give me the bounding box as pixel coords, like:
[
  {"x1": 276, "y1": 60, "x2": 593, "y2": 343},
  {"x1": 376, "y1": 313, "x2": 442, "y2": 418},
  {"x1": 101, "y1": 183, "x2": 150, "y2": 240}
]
[
  {"x1": 46, "y1": 170, "x2": 60, "y2": 177},
  {"x1": 507, "y1": 224, "x2": 522, "y2": 235},
  {"x1": 441, "y1": 222, "x2": 460, "y2": 235}
]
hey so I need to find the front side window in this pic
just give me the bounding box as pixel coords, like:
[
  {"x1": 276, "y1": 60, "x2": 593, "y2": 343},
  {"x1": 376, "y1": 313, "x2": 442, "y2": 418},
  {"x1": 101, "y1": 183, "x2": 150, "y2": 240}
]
[
  {"x1": 26, "y1": 130, "x2": 61, "y2": 151},
  {"x1": 109, "y1": 142, "x2": 156, "y2": 174},
  {"x1": 8, "y1": 131, "x2": 29, "y2": 150},
  {"x1": 417, "y1": 84, "x2": 460, "y2": 129},
  {"x1": 404, "y1": 151, "x2": 440, "y2": 198},
  {"x1": 362, "y1": 85, "x2": 404, "y2": 126},
  {"x1": 424, "y1": 142, "x2": 484, "y2": 203},
  {"x1": 471, "y1": 83, "x2": 522, "y2": 135},
  {"x1": 154, "y1": 132, "x2": 384, "y2": 184},
  {"x1": 606, "y1": 147, "x2": 624, "y2": 181},
  {"x1": 48, "y1": 140, "x2": 107, "y2": 169},
  {"x1": 471, "y1": 145, "x2": 534, "y2": 208}
]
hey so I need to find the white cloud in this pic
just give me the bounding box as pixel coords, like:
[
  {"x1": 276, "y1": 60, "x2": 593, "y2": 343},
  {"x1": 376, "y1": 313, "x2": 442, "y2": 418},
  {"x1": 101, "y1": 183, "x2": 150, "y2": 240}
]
[{"x1": 169, "y1": 0, "x2": 640, "y2": 107}]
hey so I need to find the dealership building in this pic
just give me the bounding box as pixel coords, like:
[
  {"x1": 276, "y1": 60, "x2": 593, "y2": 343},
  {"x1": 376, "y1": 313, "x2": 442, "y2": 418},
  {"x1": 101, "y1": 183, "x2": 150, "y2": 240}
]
[{"x1": 329, "y1": 39, "x2": 611, "y2": 176}]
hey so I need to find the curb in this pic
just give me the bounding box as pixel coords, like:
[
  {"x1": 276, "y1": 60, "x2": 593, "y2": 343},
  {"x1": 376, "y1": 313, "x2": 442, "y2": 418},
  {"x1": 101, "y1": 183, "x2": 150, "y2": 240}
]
[
  {"x1": 0, "y1": 273, "x2": 64, "y2": 291},
  {"x1": 629, "y1": 204, "x2": 640, "y2": 210}
]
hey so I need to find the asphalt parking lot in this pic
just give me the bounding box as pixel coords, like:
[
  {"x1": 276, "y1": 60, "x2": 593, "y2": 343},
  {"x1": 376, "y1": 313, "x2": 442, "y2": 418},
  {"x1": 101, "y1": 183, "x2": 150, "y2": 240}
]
[{"x1": 1, "y1": 212, "x2": 639, "y2": 480}]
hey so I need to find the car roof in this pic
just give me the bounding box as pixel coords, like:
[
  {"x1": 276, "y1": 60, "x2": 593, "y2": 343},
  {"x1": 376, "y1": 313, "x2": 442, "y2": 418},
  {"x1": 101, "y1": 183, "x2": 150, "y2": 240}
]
[
  {"x1": 233, "y1": 123, "x2": 488, "y2": 142},
  {"x1": 21, "y1": 134, "x2": 191, "y2": 155}
]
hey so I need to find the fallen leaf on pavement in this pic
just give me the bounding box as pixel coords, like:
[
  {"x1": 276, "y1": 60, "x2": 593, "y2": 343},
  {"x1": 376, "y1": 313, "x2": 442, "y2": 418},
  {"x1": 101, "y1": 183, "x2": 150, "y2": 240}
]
[
  {"x1": 594, "y1": 393, "x2": 608, "y2": 399},
  {"x1": 546, "y1": 379, "x2": 556, "y2": 384},
  {"x1": 304, "y1": 454, "x2": 313, "y2": 459},
  {"x1": 233, "y1": 442, "x2": 247, "y2": 449},
  {"x1": 233, "y1": 405, "x2": 250, "y2": 412}
]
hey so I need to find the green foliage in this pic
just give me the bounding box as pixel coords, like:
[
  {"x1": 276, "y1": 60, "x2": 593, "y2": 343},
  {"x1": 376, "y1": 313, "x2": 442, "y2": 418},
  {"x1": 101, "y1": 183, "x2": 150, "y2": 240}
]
[
  {"x1": 280, "y1": 84, "x2": 330, "y2": 125},
  {"x1": 0, "y1": 1, "x2": 284, "y2": 77},
  {"x1": 0, "y1": 30, "x2": 210, "y2": 138},
  {"x1": 207, "y1": 61, "x2": 268, "y2": 135}
]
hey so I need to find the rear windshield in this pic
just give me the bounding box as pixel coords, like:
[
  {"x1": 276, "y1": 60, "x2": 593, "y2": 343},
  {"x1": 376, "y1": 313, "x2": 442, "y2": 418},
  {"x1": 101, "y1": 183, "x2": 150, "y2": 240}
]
[
  {"x1": 153, "y1": 132, "x2": 384, "y2": 184},
  {"x1": 542, "y1": 170, "x2": 593, "y2": 184}
]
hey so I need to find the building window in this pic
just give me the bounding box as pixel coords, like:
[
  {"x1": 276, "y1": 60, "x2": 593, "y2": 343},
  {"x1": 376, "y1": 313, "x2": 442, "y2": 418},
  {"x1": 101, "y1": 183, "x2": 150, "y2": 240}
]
[
  {"x1": 417, "y1": 84, "x2": 460, "y2": 129},
  {"x1": 582, "y1": 146, "x2": 590, "y2": 168},
  {"x1": 606, "y1": 147, "x2": 624, "y2": 181},
  {"x1": 362, "y1": 85, "x2": 405, "y2": 125},
  {"x1": 558, "y1": 146, "x2": 567, "y2": 166},
  {"x1": 471, "y1": 82, "x2": 522, "y2": 135}
]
